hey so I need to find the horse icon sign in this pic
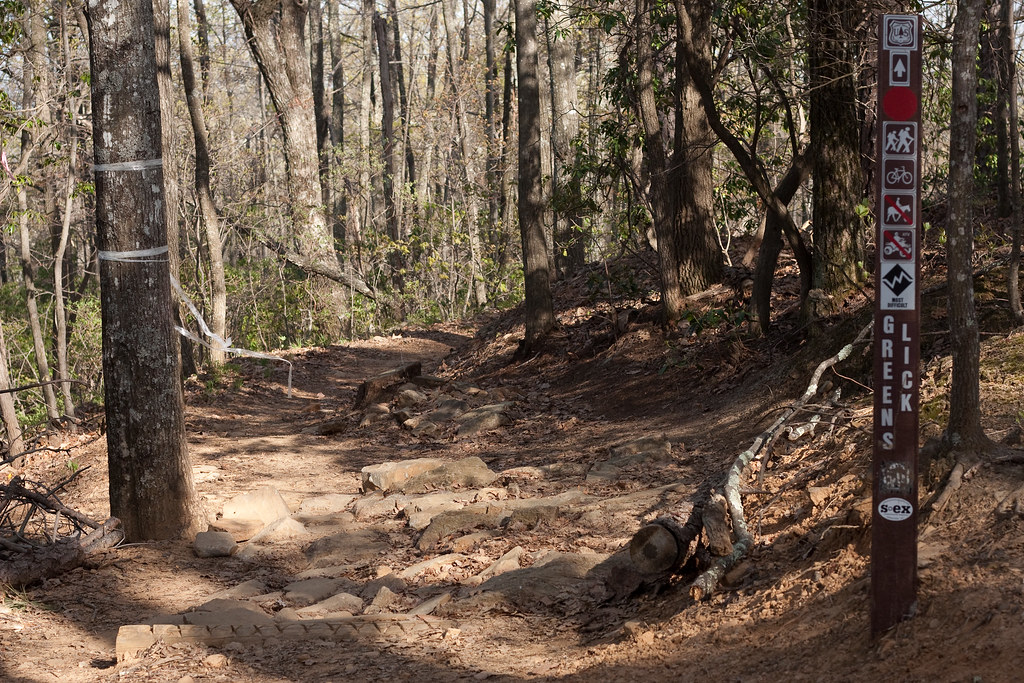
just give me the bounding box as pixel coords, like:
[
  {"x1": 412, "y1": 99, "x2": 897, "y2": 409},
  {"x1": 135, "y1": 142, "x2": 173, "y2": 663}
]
[{"x1": 881, "y1": 192, "x2": 915, "y2": 228}]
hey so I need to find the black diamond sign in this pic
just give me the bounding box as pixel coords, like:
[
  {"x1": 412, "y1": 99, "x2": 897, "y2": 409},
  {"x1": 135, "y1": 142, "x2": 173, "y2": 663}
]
[{"x1": 882, "y1": 264, "x2": 913, "y2": 296}]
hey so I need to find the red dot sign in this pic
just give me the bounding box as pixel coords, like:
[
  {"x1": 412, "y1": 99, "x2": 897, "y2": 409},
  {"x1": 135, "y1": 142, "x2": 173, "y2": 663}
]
[{"x1": 883, "y1": 87, "x2": 918, "y2": 121}]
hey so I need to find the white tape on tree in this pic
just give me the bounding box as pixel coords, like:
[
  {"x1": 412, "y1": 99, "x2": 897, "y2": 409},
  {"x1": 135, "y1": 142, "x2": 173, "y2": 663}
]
[
  {"x1": 92, "y1": 158, "x2": 163, "y2": 173},
  {"x1": 98, "y1": 246, "x2": 169, "y2": 263},
  {"x1": 97, "y1": 247, "x2": 293, "y2": 396}
]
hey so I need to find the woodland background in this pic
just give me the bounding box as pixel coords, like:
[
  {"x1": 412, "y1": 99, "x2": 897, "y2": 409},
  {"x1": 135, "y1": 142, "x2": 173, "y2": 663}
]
[{"x1": 0, "y1": 0, "x2": 1020, "y2": 456}]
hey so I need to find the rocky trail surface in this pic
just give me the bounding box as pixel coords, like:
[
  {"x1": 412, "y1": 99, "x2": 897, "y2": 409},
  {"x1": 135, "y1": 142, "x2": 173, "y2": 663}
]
[{"x1": 2, "y1": 292, "x2": 1024, "y2": 682}]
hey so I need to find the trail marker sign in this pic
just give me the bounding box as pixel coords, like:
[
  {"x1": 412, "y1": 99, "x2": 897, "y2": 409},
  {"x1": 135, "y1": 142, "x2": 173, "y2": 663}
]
[{"x1": 872, "y1": 14, "x2": 922, "y2": 636}]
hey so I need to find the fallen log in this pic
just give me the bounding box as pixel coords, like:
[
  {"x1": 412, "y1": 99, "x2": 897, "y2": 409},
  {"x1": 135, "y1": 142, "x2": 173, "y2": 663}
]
[
  {"x1": 0, "y1": 517, "x2": 121, "y2": 587},
  {"x1": 354, "y1": 361, "x2": 422, "y2": 408}
]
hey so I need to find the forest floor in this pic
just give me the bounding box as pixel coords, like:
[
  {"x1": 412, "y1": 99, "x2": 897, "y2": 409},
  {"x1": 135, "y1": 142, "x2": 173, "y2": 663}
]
[{"x1": 2, "y1": 246, "x2": 1024, "y2": 682}]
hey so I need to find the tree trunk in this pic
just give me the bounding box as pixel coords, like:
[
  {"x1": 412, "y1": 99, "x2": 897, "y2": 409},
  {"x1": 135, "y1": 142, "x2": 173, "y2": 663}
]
[
  {"x1": 998, "y1": 0, "x2": 1022, "y2": 322},
  {"x1": 17, "y1": 189, "x2": 60, "y2": 419},
  {"x1": 0, "y1": 319, "x2": 24, "y2": 458},
  {"x1": 638, "y1": 0, "x2": 723, "y2": 324},
  {"x1": 441, "y1": 0, "x2": 488, "y2": 307},
  {"x1": 483, "y1": 0, "x2": 500, "y2": 240},
  {"x1": 546, "y1": 9, "x2": 586, "y2": 278},
  {"x1": 17, "y1": 17, "x2": 61, "y2": 420},
  {"x1": 809, "y1": 0, "x2": 866, "y2": 310},
  {"x1": 178, "y1": 0, "x2": 228, "y2": 364},
  {"x1": 153, "y1": 0, "x2": 198, "y2": 377},
  {"x1": 945, "y1": 0, "x2": 988, "y2": 449},
  {"x1": 229, "y1": 0, "x2": 346, "y2": 339},
  {"x1": 53, "y1": 102, "x2": 79, "y2": 419},
  {"x1": 388, "y1": 0, "x2": 416, "y2": 205},
  {"x1": 85, "y1": 0, "x2": 204, "y2": 540},
  {"x1": 515, "y1": 0, "x2": 554, "y2": 351},
  {"x1": 309, "y1": 0, "x2": 331, "y2": 217},
  {"x1": 192, "y1": 0, "x2": 211, "y2": 93},
  {"x1": 327, "y1": 0, "x2": 347, "y2": 246}
]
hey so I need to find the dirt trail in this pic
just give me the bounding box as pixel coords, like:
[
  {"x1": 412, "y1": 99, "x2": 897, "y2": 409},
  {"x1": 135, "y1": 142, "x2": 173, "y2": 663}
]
[{"x1": 2, "y1": 311, "x2": 1023, "y2": 682}]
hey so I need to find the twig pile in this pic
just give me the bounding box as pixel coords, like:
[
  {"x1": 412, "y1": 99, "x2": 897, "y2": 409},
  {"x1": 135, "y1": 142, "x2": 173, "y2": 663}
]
[{"x1": 0, "y1": 468, "x2": 122, "y2": 587}]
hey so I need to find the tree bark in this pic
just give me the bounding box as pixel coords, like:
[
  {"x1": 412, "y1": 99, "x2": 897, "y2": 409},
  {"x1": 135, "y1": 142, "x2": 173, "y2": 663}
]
[
  {"x1": 546, "y1": 9, "x2": 586, "y2": 278},
  {"x1": 178, "y1": 0, "x2": 228, "y2": 364},
  {"x1": 85, "y1": 0, "x2": 204, "y2": 540},
  {"x1": 515, "y1": 0, "x2": 554, "y2": 351},
  {"x1": 809, "y1": 0, "x2": 866, "y2": 311},
  {"x1": 309, "y1": 0, "x2": 331, "y2": 219},
  {"x1": 0, "y1": 319, "x2": 24, "y2": 458},
  {"x1": 441, "y1": 0, "x2": 488, "y2": 307},
  {"x1": 945, "y1": 0, "x2": 989, "y2": 449},
  {"x1": 17, "y1": 17, "x2": 61, "y2": 420},
  {"x1": 153, "y1": 0, "x2": 198, "y2": 378},
  {"x1": 638, "y1": 0, "x2": 722, "y2": 325}
]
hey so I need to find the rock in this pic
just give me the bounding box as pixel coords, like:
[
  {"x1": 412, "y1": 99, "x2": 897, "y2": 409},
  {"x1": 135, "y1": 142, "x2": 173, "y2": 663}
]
[
  {"x1": 588, "y1": 435, "x2": 673, "y2": 482},
  {"x1": 297, "y1": 494, "x2": 357, "y2": 515},
  {"x1": 352, "y1": 492, "x2": 403, "y2": 520},
  {"x1": 194, "y1": 531, "x2": 237, "y2": 558},
  {"x1": 454, "y1": 403, "x2": 514, "y2": 436},
  {"x1": 465, "y1": 546, "x2": 523, "y2": 586},
  {"x1": 427, "y1": 399, "x2": 470, "y2": 422},
  {"x1": 222, "y1": 487, "x2": 292, "y2": 526},
  {"x1": 208, "y1": 579, "x2": 268, "y2": 601},
  {"x1": 248, "y1": 517, "x2": 308, "y2": 544},
  {"x1": 407, "y1": 592, "x2": 451, "y2": 616},
  {"x1": 361, "y1": 458, "x2": 444, "y2": 493},
  {"x1": 398, "y1": 553, "x2": 467, "y2": 580},
  {"x1": 365, "y1": 585, "x2": 399, "y2": 614},
  {"x1": 207, "y1": 517, "x2": 264, "y2": 542},
  {"x1": 283, "y1": 578, "x2": 347, "y2": 607},
  {"x1": 401, "y1": 457, "x2": 498, "y2": 494},
  {"x1": 304, "y1": 529, "x2": 392, "y2": 568},
  {"x1": 411, "y1": 421, "x2": 440, "y2": 438},
  {"x1": 807, "y1": 486, "x2": 831, "y2": 508},
  {"x1": 358, "y1": 575, "x2": 407, "y2": 600},
  {"x1": 359, "y1": 403, "x2": 392, "y2": 428},
  {"x1": 295, "y1": 592, "x2": 363, "y2": 617},
  {"x1": 396, "y1": 389, "x2": 428, "y2": 408},
  {"x1": 411, "y1": 375, "x2": 448, "y2": 389},
  {"x1": 417, "y1": 505, "x2": 508, "y2": 550},
  {"x1": 204, "y1": 654, "x2": 229, "y2": 668}
]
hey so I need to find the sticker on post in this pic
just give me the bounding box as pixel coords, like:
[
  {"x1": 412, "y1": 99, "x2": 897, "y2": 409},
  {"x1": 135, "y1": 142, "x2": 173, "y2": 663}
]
[
  {"x1": 882, "y1": 122, "x2": 918, "y2": 157},
  {"x1": 881, "y1": 229, "x2": 914, "y2": 261},
  {"x1": 881, "y1": 192, "x2": 916, "y2": 228},
  {"x1": 881, "y1": 263, "x2": 916, "y2": 310},
  {"x1": 889, "y1": 51, "x2": 910, "y2": 86},
  {"x1": 878, "y1": 497, "x2": 914, "y2": 522},
  {"x1": 884, "y1": 16, "x2": 918, "y2": 51},
  {"x1": 883, "y1": 158, "x2": 916, "y2": 190}
]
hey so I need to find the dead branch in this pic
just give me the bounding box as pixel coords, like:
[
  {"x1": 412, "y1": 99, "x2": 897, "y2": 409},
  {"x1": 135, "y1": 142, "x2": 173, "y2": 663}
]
[
  {"x1": 0, "y1": 517, "x2": 121, "y2": 587},
  {"x1": 0, "y1": 378, "x2": 86, "y2": 395},
  {"x1": 688, "y1": 322, "x2": 871, "y2": 600}
]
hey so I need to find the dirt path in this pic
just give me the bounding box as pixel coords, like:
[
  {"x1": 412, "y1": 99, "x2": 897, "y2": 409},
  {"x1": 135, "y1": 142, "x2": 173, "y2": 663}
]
[{"x1": 2, "y1": 316, "x2": 1023, "y2": 682}]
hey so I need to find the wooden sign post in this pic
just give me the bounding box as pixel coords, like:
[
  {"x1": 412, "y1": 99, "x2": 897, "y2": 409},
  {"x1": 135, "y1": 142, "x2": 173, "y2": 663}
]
[{"x1": 872, "y1": 13, "x2": 922, "y2": 636}]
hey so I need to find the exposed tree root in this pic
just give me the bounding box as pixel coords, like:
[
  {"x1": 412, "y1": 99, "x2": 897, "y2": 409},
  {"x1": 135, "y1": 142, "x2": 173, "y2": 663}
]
[{"x1": 630, "y1": 322, "x2": 872, "y2": 601}]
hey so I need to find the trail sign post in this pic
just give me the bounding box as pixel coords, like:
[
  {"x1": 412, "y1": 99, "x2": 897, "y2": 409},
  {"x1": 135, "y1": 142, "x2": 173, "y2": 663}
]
[{"x1": 872, "y1": 14, "x2": 922, "y2": 635}]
